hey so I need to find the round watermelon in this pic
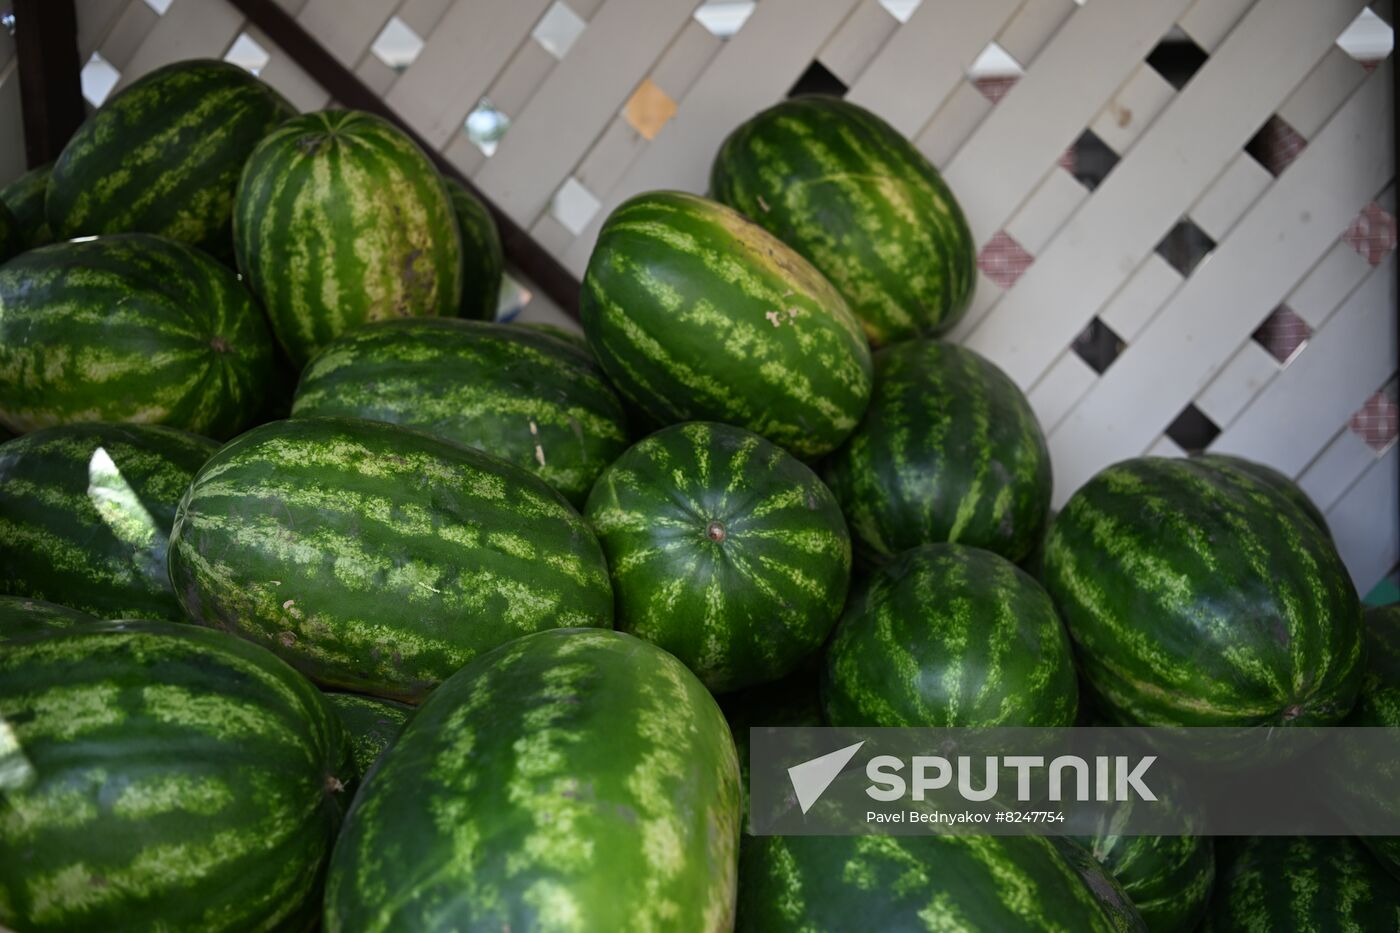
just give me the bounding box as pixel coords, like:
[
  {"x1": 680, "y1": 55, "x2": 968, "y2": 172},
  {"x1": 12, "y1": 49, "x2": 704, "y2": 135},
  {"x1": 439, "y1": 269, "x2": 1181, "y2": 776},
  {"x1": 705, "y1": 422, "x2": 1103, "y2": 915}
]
[
  {"x1": 292, "y1": 318, "x2": 628, "y2": 507},
  {"x1": 711, "y1": 96, "x2": 976, "y2": 344},
  {"x1": 0, "y1": 618, "x2": 354, "y2": 932},
  {"x1": 445, "y1": 177, "x2": 503, "y2": 320},
  {"x1": 233, "y1": 109, "x2": 463, "y2": 367},
  {"x1": 823, "y1": 542, "x2": 1078, "y2": 727},
  {"x1": 323, "y1": 692, "x2": 412, "y2": 780},
  {"x1": 1196, "y1": 453, "x2": 1329, "y2": 536},
  {"x1": 581, "y1": 190, "x2": 872, "y2": 459},
  {"x1": 585, "y1": 421, "x2": 851, "y2": 692},
  {"x1": 168, "y1": 417, "x2": 613, "y2": 701},
  {"x1": 738, "y1": 834, "x2": 1145, "y2": 931},
  {"x1": 0, "y1": 234, "x2": 276, "y2": 437},
  {"x1": 0, "y1": 595, "x2": 97, "y2": 641},
  {"x1": 0, "y1": 422, "x2": 217, "y2": 620},
  {"x1": 47, "y1": 59, "x2": 295, "y2": 258},
  {"x1": 824, "y1": 339, "x2": 1052, "y2": 563},
  {"x1": 324, "y1": 627, "x2": 740, "y2": 932},
  {"x1": 1043, "y1": 457, "x2": 1362, "y2": 726},
  {"x1": 1081, "y1": 833, "x2": 1214, "y2": 933},
  {"x1": 0, "y1": 161, "x2": 53, "y2": 249}
]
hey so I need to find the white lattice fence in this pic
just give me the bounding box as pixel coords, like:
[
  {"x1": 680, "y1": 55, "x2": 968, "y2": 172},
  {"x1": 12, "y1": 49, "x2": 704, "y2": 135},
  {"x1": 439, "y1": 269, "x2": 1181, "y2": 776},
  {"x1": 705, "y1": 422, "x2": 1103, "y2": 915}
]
[{"x1": 15, "y1": 0, "x2": 1400, "y2": 592}]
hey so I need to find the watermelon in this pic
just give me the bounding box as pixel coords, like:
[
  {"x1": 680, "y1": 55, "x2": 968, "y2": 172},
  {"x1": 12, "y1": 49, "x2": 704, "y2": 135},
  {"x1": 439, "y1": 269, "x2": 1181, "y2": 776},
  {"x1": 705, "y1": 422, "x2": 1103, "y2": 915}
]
[
  {"x1": 0, "y1": 234, "x2": 277, "y2": 438},
  {"x1": 1206, "y1": 836, "x2": 1400, "y2": 931},
  {"x1": 168, "y1": 417, "x2": 613, "y2": 701},
  {"x1": 1196, "y1": 453, "x2": 1329, "y2": 536},
  {"x1": 0, "y1": 162, "x2": 53, "y2": 249},
  {"x1": 1082, "y1": 833, "x2": 1214, "y2": 933},
  {"x1": 823, "y1": 339, "x2": 1052, "y2": 563},
  {"x1": 738, "y1": 834, "x2": 1145, "y2": 931},
  {"x1": 823, "y1": 542, "x2": 1078, "y2": 727},
  {"x1": 324, "y1": 627, "x2": 741, "y2": 932},
  {"x1": 0, "y1": 423, "x2": 216, "y2": 621},
  {"x1": 0, "y1": 201, "x2": 20, "y2": 263},
  {"x1": 711, "y1": 96, "x2": 976, "y2": 345},
  {"x1": 720, "y1": 660, "x2": 824, "y2": 832},
  {"x1": 0, "y1": 595, "x2": 97, "y2": 640},
  {"x1": 515, "y1": 320, "x2": 592, "y2": 355},
  {"x1": 581, "y1": 190, "x2": 873, "y2": 459},
  {"x1": 233, "y1": 109, "x2": 463, "y2": 367},
  {"x1": 292, "y1": 318, "x2": 629, "y2": 507},
  {"x1": 585, "y1": 421, "x2": 851, "y2": 692},
  {"x1": 0, "y1": 618, "x2": 354, "y2": 932},
  {"x1": 324, "y1": 692, "x2": 412, "y2": 779},
  {"x1": 1043, "y1": 457, "x2": 1362, "y2": 726},
  {"x1": 445, "y1": 178, "x2": 504, "y2": 320},
  {"x1": 47, "y1": 59, "x2": 295, "y2": 258},
  {"x1": 1348, "y1": 603, "x2": 1400, "y2": 878}
]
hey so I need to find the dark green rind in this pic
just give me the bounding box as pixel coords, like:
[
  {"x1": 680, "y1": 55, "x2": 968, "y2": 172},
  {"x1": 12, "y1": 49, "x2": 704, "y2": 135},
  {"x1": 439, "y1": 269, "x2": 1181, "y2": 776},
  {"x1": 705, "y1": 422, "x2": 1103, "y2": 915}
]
[
  {"x1": 1349, "y1": 603, "x2": 1400, "y2": 878},
  {"x1": 514, "y1": 321, "x2": 592, "y2": 356},
  {"x1": 0, "y1": 595, "x2": 97, "y2": 642},
  {"x1": 720, "y1": 660, "x2": 823, "y2": 833},
  {"x1": 1043, "y1": 457, "x2": 1362, "y2": 727},
  {"x1": 737, "y1": 834, "x2": 1146, "y2": 932},
  {"x1": 292, "y1": 318, "x2": 628, "y2": 507},
  {"x1": 1204, "y1": 836, "x2": 1400, "y2": 932},
  {"x1": 445, "y1": 178, "x2": 503, "y2": 321},
  {"x1": 0, "y1": 201, "x2": 21, "y2": 263},
  {"x1": 580, "y1": 190, "x2": 873, "y2": 459},
  {"x1": 0, "y1": 619, "x2": 354, "y2": 933},
  {"x1": 0, "y1": 162, "x2": 54, "y2": 249},
  {"x1": 234, "y1": 110, "x2": 463, "y2": 367},
  {"x1": 324, "y1": 628, "x2": 741, "y2": 933},
  {"x1": 824, "y1": 339, "x2": 1052, "y2": 563},
  {"x1": 0, "y1": 233, "x2": 277, "y2": 438},
  {"x1": 586, "y1": 421, "x2": 851, "y2": 692},
  {"x1": 47, "y1": 59, "x2": 295, "y2": 259},
  {"x1": 0, "y1": 423, "x2": 217, "y2": 621},
  {"x1": 823, "y1": 543, "x2": 1078, "y2": 728},
  {"x1": 711, "y1": 96, "x2": 976, "y2": 345},
  {"x1": 168, "y1": 417, "x2": 614, "y2": 702},
  {"x1": 1195, "y1": 454, "x2": 1329, "y2": 537},
  {"x1": 324, "y1": 693, "x2": 412, "y2": 780},
  {"x1": 1082, "y1": 833, "x2": 1214, "y2": 933}
]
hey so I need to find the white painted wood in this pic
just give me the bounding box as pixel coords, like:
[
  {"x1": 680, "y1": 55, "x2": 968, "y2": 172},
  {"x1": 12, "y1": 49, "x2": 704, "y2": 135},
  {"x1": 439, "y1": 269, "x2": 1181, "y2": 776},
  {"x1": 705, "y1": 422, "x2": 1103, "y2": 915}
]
[
  {"x1": 1146, "y1": 434, "x2": 1187, "y2": 459},
  {"x1": 1297, "y1": 426, "x2": 1376, "y2": 513},
  {"x1": 573, "y1": 117, "x2": 646, "y2": 201},
  {"x1": 1286, "y1": 239, "x2": 1374, "y2": 328},
  {"x1": 1210, "y1": 254, "x2": 1396, "y2": 474},
  {"x1": 995, "y1": 0, "x2": 1077, "y2": 68},
  {"x1": 944, "y1": 0, "x2": 1190, "y2": 250},
  {"x1": 818, "y1": 0, "x2": 898, "y2": 88},
  {"x1": 944, "y1": 269, "x2": 1003, "y2": 342},
  {"x1": 965, "y1": 0, "x2": 1368, "y2": 389},
  {"x1": 1096, "y1": 253, "x2": 1182, "y2": 342},
  {"x1": 1050, "y1": 61, "x2": 1392, "y2": 496},
  {"x1": 1277, "y1": 45, "x2": 1367, "y2": 140},
  {"x1": 353, "y1": 48, "x2": 398, "y2": 97},
  {"x1": 476, "y1": 39, "x2": 556, "y2": 121},
  {"x1": 844, "y1": 0, "x2": 1019, "y2": 139},
  {"x1": 1005, "y1": 168, "x2": 1087, "y2": 254},
  {"x1": 473, "y1": 0, "x2": 695, "y2": 226},
  {"x1": 649, "y1": 20, "x2": 721, "y2": 101},
  {"x1": 77, "y1": 0, "x2": 133, "y2": 58},
  {"x1": 1194, "y1": 338, "x2": 1278, "y2": 428},
  {"x1": 99, "y1": 1, "x2": 161, "y2": 72},
  {"x1": 1027, "y1": 350, "x2": 1096, "y2": 434},
  {"x1": 442, "y1": 130, "x2": 488, "y2": 178},
  {"x1": 246, "y1": 23, "x2": 332, "y2": 111},
  {"x1": 1327, "y1": 444, "x2": 1399, "y2": 592},
  {"x1": 396, "y1": 0, "x2": 453, "y2": 39},
  {"x1": 296, "y1": 0, "x2": 395, "y2": 69},
  {"x1": 1189, "y1": 151, "x2": 1273, "y2": 242},
  {"x1": 1088, "y1": 62, "x2": 1176, "y2": 155},
  {"x1": 113, "y1": 0, "x2": 246, "y2": 91},
  {"x1": 1176, "y1": 0, "x2": 1256, "y2": 52},
  {"x1": 915, "y1": 79, "x2": 992, "y2": 170}
]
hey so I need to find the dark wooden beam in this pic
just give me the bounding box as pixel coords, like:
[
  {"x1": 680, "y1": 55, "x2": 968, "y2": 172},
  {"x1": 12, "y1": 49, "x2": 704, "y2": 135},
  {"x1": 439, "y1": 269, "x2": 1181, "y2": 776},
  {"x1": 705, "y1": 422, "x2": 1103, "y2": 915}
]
[
  {"x1": 226, "y1": 0, "x2": 581, "y2": 317},
  {"x1": 13, "y1": 0, "x2": 86, "y2": 167}
]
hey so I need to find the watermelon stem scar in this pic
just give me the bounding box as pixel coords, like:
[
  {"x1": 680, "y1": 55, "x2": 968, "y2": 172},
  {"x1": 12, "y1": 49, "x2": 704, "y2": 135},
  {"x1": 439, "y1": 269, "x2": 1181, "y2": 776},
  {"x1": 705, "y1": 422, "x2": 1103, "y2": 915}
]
[{"x1": 706, "y1": 520, "x2": 727, "y2": 542}]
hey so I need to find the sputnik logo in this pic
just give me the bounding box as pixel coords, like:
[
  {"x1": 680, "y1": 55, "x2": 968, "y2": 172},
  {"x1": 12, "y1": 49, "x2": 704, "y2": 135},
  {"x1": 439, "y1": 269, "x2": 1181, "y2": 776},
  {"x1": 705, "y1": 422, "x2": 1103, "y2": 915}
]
[{"x1": 787, "y1": 741, "x2": 865, "y2": 814}]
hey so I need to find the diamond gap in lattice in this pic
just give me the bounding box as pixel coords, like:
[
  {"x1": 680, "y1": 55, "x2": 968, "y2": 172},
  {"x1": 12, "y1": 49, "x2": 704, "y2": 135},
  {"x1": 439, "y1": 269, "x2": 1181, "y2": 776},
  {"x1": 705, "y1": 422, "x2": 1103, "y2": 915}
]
[
  {"x1": 1070, "y1": 318, "x2": 1126, "y2": 375},
  {"x1": 1155, "y1": 218, "x2": 1216, "y2": 278},
  {"x1": 694, "y1": 1, "x2": 756, "y2": 39},
  {"x1": 551, "y1": 178, "x2": 602, "y2": 237},
  {"x1": 878, "y1": 0, "x2": 922, "y2": 24},
  {"x1": 80, "y1": 52, "x2": 121, "y2": 108},
  {"x1": 969, "y1": 40, "x2": 1024, "y2": 105},
  {"x1": 1343, "y1": 202, "x2": 1398, "y2": 266},
  {"x1": 1337, "y1": 6, "x2": 1393, "y2": 68},
  {"x1": 1245, "y1": 115, "x2": 1307, "y2": 177},
  {"x1": 1144, "y1": 29, "x2": 1209, "y2": 91},
  {"x1": 1165, "y1": 403, "x2": 1221, "y2": 455},
  {"x1": 788, "y1": 60, "x2": 847, "y2": 99},
  {"x1": 623, "y1": 79, "x2": 677, "y2": 141},
  {"x1": 1349, "y1": 379, "x2": 1399, "y2": 453},
  {"x1": 1066, "y1": 129, "x2": 1119, "y2": 192},
  {"x1": 463, "y1": 99, "x2": 511, "y2": 157},
  {"x1": 224, "y1": 32, "x2": 271, "y2": 77},
  {"x1": 532, "y1": 1, "x2": 587, "y2": 60},
  {"x1": 370, "y1": 16, "x2": 425, "y2": 73},
  {"x1": 1252, "y1": 305, "x2": 1312, "y2": 366}
]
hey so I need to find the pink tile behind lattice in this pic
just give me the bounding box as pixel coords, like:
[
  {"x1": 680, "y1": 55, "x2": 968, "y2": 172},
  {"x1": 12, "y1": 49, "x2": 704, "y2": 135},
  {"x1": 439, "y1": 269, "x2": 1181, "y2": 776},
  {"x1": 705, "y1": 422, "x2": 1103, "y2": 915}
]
[
  {"x1": 1343, "y1": 202, "x2": 1398, "y2": 266},
  {"x1": 1252, "y1": 305, "x2": 1311, "y2": 365},
  {"x1": 1349, "y1": 382, "x2": 1399, "y2": 453},
  {"x1": 977, "y1": 231, "x2": 1034, "y2": 289}
]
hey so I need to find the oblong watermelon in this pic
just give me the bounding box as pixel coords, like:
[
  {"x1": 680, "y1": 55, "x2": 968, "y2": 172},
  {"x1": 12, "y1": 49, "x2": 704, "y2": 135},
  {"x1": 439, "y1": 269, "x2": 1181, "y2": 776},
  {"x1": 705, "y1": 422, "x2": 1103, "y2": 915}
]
[
  {"x1": 585, "y1": 421, "x2": 851, "y2": 692},
  {"x1": 234, "y1": 110, "x2": 463, "y2": 366},
  {"x1": 1043, "y1": 457, "x2": 1362, "y2": 726},
  {"x1": 823, "y1": 542, "x2": 1078, "y2": 727},
  {"x1": 515, "y1": 320, "x2": 591, "y2": 355},
  {"x1": 0, "y1": 234, "x2": 277, "y2": 438},
  {"x1": 324, "y1": 692, "x2": 412, "y2": 780},
  {"x1": 324, "y1": 627, "x2": 741, "y2": 932},
  {"x1": 0, "y1": 618, "x2": 354, "y2": 932},
  {"x1": 738, "y1": 834, "x2": 1145, "y2": 931},
  {"x1": 292, "y1": 318, "x2": 628, "y2": 506},
  {"x1": 581, "y1": 190, "x2": 872, "y2": 459},
  {"x1": 0, "y1": 595, "x2": 96, "y2": 641},
  {"x1": 0, "y1": 423, "x2": 217, "y2": 620},
  {"x1": 1206, "y1": 836, "x2": 1400, "y2": 931},
  {"x1": 1081, "y1": 833, "x2": 1214, "y2": 933},
  {"x1": 168, "y1": 417, "x2": 613, "y2": 701},
  {"x1": 824, "y1": 339, "x2": 1052, "y2": 563},
  {"x1": 445, "y1": 178, "x2": 503, "y2": 320},
  {"x1": 1195, "y1": 453, "x2": 1329, "y2": 536},
  {"x1": 0, "y1": 162, "x2": 53, "y2": 249},
  {"x1": 47, "y1": 59, "x2": 295, "y2": 258},
  {"x1": 711, "y1": 96, "x2": 976, "y2": 344}
]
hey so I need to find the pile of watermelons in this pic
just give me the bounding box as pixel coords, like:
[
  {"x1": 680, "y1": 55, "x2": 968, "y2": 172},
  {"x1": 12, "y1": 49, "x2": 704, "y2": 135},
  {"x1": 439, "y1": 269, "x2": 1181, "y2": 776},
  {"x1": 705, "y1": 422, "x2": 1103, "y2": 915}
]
[{"x1": 0, "y1": 57, "x2": 1395, "y2": 932}]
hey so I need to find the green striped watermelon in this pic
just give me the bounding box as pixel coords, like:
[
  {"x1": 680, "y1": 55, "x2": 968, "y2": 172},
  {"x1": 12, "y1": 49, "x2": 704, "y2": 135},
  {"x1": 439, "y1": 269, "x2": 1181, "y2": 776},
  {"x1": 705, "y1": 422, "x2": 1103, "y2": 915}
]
[
  {"x1": 234, "y1": 110, "x2": 463, "y2": 367},
  {"x1": 1043, "y1": 457, "x2": 1362, "y2": 726},
  {"x1": 711, "y1": 96, "x2": 975, "y2": 345},
  {"x1": 47, "y1": 59, "x2": 295, "y2": 258},
  {"x1": 292, "y1": 318, "x2": 629, "y2": 506},
  {"x1": 823, "y1": 339, "x2": 1052, "y2": 563},
  {"x1": 324, "y1": 627, "x2": 741, "y2": 932},
  {"x1": 0, "y1": 234, "x2": 277, "y2": 438},
  {"x1": 168, "y1": 417, "x2": 613, "y2": 701},
  {"x1": 738, "y1": 834, "x2": 1145, "y2": 931},
  {"x1": 515, "y1": 320, "x2": 592, "y2": 355},
  {"x1": 0, "y1": 618, "x2": 354, "y2": 932},
  {"x1": 0, "y1": 162, "x2": 53, "y2": 250},
  {"x1": 0, "y1": 201, "x2": 20, "y2": 263},
  {"x1": 823, "y1": 542, "x2": 1078, "y2": 727},
  {"x1": 1349, "y1": 603, "x2": 1400, "y2": 878},
  {"x1": 1196, "y1": 453, "x2": 1329, "y2": 536},
  {"x1": 0, "y1": 423, "x2": 216, "y2": 621},
  {"x1": 324, "y1": 693, "x2": 412, "y2": 780},
  {"x1": 1206, "y1": 836, "x2": 1400, "y2": 931},
  {"x1": 720, "y1": 661, "x2": 823, "y2": 832},
  {"x1": 0, "y1": 595, "x2": 96, "y2": 640},
  {"x1": 1082, "y1": 833, "x2": 1214, "y2": 933},
  {"x1": 581, "y1": 190, "x2": 873, "y2": 459},
  {"x1": 585, "y1": 421, "x2": 851, "y2": 692},
  {"x1": 445, "y1": 178, "x2": 503, "y2": 320}
]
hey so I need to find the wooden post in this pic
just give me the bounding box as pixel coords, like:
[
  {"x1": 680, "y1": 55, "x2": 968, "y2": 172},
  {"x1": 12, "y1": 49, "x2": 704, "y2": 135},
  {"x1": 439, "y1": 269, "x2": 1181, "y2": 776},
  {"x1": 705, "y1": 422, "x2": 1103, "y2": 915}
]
[{"x1": 12, "y1": 0, "x2": 86, "y2": 168}]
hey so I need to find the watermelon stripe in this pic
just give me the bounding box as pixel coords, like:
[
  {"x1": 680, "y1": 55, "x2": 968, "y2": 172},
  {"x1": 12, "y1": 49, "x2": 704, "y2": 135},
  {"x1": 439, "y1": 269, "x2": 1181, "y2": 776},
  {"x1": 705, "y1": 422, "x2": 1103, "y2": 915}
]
[{"x1": 445, "y1": 179, "x2": 504, "y2": 320}]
